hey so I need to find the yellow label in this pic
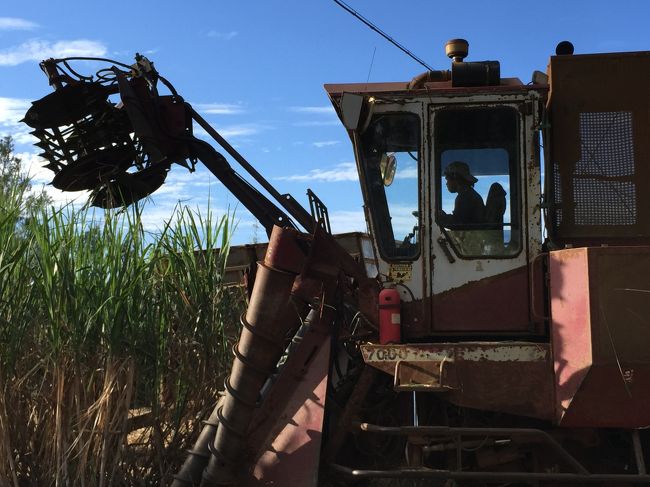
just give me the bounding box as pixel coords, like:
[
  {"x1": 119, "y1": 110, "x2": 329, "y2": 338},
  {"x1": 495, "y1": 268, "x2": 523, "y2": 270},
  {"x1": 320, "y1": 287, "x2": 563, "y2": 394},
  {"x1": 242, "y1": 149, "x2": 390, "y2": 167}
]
[{"x1": 389, "y1": 263, "x2": 412, "y2": 283}]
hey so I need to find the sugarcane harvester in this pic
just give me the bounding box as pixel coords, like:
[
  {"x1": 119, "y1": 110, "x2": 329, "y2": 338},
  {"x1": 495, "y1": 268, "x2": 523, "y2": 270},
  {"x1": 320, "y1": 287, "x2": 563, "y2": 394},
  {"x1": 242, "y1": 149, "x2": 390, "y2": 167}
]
[{"x1": 23, "y1": 36, "x2": 650, "y2": 485}]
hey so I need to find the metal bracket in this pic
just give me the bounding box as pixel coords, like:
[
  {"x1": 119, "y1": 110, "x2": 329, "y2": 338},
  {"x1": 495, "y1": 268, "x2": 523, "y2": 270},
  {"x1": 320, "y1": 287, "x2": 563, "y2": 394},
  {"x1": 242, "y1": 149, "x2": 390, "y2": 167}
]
[
  {"x1": 307, "y1": 188, "x2": 331, "y2": 234},
  {"x1": 437, "y1": 236, "x2": 456, "y2": 263},
  {"x1": 393, "y1": 358, "x2": 454, "y2": 392}
]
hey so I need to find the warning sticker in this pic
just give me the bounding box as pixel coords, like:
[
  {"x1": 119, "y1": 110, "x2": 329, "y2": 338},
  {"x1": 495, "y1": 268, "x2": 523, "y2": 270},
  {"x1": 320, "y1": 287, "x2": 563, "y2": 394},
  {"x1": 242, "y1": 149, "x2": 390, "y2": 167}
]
[{"x1": 389, "y1": 263, "x2": 412, "y2": 283}]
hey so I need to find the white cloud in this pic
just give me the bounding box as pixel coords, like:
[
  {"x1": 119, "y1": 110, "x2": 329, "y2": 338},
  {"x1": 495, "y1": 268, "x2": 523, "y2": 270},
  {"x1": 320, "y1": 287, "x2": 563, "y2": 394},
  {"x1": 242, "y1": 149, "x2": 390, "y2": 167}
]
[
  {"x1": 40, "y1": 185, "x2": 89, "y2": 206},
  {"x1": 395, "y1": 165, "x2": 418, "y2": 180},
  {"x1": 193, "y1": 103, "x2": 245, "y2": 115},
  {"x1": 292, "y1": 120, "x2": 341, "y2": 127},
  {"x1": 313, "y1": 140, "x2": 340, "y2": 148},
  {"x1": 13, "y1": 131, "x2": 36, "y2": 145},
  {"x1": 18, "y1": 151, "x2": 50, "y2": 183},
  {"x1": 207, "y1": 31, "x2": 238, "y2": 41},
  {"x1": 289, "y1": 106, "x2": 338, "y2": 127},
  {"x1": 219, "y1": 125, "x2": 260, "y2": 138},
  {"x1": 0, "y1": 39, "x2": 107, "y2": 66},
  {"x1": 137, "y1": 187, "x2": 243, "y2": 236},
  {"x1": 151, "y1": 167, "x2": 220, "y2": 201},
  {"x1": 275, "y1": 162, "x2": 358, "y2": 183},
  {"x1": 0, "y1": 17, "x2": 38, "y2": 31},
  {"x1": 194, "y1": 123, "x2": 266, "y2": 140},
  {"x1": 329, "y1": 209, "x2": 367, "y2": 233},
  {"x1": 0, "y1": 97, "x2": 34, "y2": 145},
  {"x1": 331, "y1": 203, "x2": 416, "y2": 237},
  {"x1": 384, "y1": 204, "x2": 420, "y2": 236},
  {"x1": 289, "y1": 106, "x2": 335, "y2": 114},
  {"x1": 0, "y1": 97, "x2": 30, "y2": 127}
]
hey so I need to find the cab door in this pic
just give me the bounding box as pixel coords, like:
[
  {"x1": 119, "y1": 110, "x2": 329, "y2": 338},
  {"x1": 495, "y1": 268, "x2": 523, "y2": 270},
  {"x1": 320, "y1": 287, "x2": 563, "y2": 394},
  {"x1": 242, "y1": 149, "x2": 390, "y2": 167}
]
[
  {"x1": 354, "y1": 103, "x2": 431, "y2": 336},
  {"x1": 428, "y1": 96, "x2": 542, "y2": 334}
]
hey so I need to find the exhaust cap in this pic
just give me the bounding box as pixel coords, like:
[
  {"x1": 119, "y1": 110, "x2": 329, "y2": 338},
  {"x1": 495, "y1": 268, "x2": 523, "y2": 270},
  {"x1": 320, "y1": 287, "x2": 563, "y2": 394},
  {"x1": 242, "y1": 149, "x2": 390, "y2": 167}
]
[{"x1": 445, "y1": 39, "x2": 469, "y2": 62}]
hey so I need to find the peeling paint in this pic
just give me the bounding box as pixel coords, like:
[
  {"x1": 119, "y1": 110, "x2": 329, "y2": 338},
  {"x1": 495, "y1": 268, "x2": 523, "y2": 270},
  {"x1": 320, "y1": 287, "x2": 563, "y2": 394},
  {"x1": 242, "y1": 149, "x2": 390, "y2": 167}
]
[{"x1": 362, "y1": 343, "x2": 548, "y2": 364}]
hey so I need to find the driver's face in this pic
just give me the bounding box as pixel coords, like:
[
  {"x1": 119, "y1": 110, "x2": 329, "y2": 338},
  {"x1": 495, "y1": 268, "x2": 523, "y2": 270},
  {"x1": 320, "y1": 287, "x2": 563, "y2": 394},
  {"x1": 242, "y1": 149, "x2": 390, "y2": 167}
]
[{"x1": 445, "y1": 176, "x2": 459, "y2": 193}]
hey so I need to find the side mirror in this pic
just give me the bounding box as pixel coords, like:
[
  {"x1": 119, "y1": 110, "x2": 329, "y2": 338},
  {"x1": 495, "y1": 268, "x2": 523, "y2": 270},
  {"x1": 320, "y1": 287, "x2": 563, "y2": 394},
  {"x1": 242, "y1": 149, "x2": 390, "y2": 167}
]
[
  {"x1": 380, "y1": 153, "x2": 397, "y2": 186},
  {"x1": 340, "y1": 93, "x2": 374, "y2": 132},
  {"x1": 340, "y1": 93, "x2": 364, "y2": 131}
]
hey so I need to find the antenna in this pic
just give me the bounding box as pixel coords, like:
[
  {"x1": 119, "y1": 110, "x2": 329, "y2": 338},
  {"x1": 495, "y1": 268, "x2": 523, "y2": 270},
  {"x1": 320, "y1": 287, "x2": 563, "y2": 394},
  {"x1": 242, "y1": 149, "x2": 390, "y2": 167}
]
[{"x1": 332, "y1": 0, "x2": 434, "y2": 71}]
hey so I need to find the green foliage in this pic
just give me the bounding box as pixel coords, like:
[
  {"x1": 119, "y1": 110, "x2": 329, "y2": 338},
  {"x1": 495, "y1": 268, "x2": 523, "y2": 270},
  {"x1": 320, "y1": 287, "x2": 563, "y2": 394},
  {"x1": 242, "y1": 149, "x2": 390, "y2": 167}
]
[
  {"x1": 0, "y1": 135, "x2": 51, "y2": 214},
  {"x1": 0, "y1": 138, "x2": 244, "y2": 484}
]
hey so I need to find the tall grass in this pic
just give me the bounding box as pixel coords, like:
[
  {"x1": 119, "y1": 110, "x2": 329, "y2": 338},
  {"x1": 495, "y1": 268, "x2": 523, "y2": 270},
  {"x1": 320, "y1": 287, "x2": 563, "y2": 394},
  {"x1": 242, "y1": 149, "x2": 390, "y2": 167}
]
[{"x1": 0, "y1": 194, "x2": 244, "y2": 485}]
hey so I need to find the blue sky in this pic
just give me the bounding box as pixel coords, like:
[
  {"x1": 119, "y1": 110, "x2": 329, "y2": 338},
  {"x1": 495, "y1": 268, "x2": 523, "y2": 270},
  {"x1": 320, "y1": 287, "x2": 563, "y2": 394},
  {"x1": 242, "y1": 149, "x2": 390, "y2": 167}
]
[{"x1": 1, "y1": 0, "x2": 648, "y2": 244}]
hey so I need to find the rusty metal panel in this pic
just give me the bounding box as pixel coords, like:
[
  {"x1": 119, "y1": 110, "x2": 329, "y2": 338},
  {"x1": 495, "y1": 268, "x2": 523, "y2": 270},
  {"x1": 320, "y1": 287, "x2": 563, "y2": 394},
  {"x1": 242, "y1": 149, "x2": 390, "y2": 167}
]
[
  {"x1": 222, "y1": 232, "x2": 376, "y2": 286},
  {"x1": 244, "y1": 341, "x2": 330, "y2": 487},
  {"x1": 430, "y1": 265, "x2": 532, "y2": 332},
  {"x1": 361, "y1": 343, "x2": 554, "y2": 421},
  {"x1": 548, "y1": 51, "x2": 650, "y2": 245},
  {"x1": 550, "y1": 246, "x2": 650, "y2": 427}
]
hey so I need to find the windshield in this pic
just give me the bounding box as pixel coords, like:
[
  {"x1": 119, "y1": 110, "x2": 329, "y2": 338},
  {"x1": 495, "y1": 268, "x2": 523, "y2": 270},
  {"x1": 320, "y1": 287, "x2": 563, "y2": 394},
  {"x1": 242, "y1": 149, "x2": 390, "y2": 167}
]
[
  {"x1": 434, "y1": 106, "x2": 521, "y2": 257},
  {"x1": 359, "y1": 112, "x2": 421, "y2": 260}
]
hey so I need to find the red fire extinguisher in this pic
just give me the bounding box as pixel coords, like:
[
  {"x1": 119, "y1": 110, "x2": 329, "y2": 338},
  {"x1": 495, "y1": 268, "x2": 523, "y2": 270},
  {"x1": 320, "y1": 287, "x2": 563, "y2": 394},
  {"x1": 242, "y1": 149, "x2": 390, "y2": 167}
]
[{"x1": 379, "y1": 287, "x2": 401, "y2": 344}]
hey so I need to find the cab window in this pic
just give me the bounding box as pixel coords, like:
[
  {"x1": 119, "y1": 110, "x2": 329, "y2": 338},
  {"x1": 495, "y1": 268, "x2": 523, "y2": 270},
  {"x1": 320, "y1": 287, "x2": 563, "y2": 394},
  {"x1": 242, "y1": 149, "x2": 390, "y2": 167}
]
[
  {"x1": 359, "y1": 112, "x2": 420, "y2": 260},
  {"x1": 434, "y1": 106, "x2": 520, "y2": 257}
]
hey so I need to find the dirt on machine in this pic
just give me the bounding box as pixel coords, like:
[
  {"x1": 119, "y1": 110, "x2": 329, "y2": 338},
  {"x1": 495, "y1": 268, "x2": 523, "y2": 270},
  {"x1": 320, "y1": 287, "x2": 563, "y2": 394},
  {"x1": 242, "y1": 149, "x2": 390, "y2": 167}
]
[{"x1": 22, "y1": 32, "x2": 650, "y2": 486}]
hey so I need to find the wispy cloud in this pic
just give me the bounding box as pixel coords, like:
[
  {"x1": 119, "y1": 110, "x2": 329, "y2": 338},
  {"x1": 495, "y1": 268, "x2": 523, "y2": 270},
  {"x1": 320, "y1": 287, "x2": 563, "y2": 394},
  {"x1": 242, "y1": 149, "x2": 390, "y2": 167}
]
[
  {"x1": 152, "y1": 166, "x2": 220, "y2": 201},
  {"x1": 313, "y1": 140, "x2": 340, "y2": 148},
  {"x1": 382, "y1": 204, "x2": 420, "y2": 235},
  {"x1": 0, "y1": 39, "x2": 107, "y2": 66},
  {"x1": 194, "y1": 123, "x2": 267, "y2": 140},
  {"x1": 219, "y1": 125, "x2": 261, "y2": 138},
  {"x1": 289, "y1": 106, "x2": 335, "y2": 114},
  {"x1": 289, "y1": 105, "x2": 338, "y2": 127},
  {"x1": 0, "y1": 97, "x2": 33, "y2": 144},
  {"x1": 193, "y1": 102, "x2": 245, "y2": 115},
  {"x1": 19, "y1": 151, "x2": 50, "y2": 183},
  {"x1": 40, "y1": 185, "x2": 89, "y2": 206},
  {"x1": 0, "y1": 97, "x2": 30, "y2": 126},
  {"x1": 207, "y1": 30, "x2": 238, "y2": 41},
  {"x1": 0, "y1": 17, "x2": 38, "y2": 31},
  {"x1": 137, "y1": 182, "x2": 247, "y2": 236},
  {"x1": 276, "y1": 162, "x2": 358, "y2": 183},
  {"x1": 329, "y1": 209, "x2": 367, "y2": 233},
  {"x1": 292, "y1": 120, "x2": 340, "y2": 127},
  {"x1": 396, "y1": 165, "x2": 418, "y2": 180}
]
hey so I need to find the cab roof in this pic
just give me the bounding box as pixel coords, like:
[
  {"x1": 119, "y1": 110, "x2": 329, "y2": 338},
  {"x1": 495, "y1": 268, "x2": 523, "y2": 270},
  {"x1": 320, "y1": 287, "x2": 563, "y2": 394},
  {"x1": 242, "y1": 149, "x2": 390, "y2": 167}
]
[{"x1": 324, "y1": 78, "x2": 539, "y2": 98}]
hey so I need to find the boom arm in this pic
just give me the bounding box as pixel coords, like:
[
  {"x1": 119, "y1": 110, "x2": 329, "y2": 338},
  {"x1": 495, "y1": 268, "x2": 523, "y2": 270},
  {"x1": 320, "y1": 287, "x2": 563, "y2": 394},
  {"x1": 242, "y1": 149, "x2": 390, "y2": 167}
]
[
  {"x1": 185, "y1": 136, "x2": 296, "y2": 235},
  {"x1": 189, "y1": 107, "x2": 316, "y2": 234}
]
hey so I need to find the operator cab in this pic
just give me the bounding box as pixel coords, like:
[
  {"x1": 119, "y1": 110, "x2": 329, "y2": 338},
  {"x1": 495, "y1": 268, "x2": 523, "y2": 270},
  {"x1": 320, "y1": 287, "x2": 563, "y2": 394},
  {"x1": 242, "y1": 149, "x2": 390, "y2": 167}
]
[{"x1": 327, "y1": 39, "x2": 546, "y2": 338}]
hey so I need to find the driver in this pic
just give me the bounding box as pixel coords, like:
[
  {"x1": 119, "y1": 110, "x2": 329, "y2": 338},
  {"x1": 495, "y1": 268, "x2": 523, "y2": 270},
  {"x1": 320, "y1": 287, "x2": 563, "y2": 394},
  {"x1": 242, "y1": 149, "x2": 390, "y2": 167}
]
[{"x1": 439, "y1": 161, "x2": 485, "y2": 227}]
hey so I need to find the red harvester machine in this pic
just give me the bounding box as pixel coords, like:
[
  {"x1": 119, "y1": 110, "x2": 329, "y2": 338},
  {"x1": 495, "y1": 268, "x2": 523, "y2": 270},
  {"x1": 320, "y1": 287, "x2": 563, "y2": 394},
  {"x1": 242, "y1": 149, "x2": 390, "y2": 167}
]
[{"x1": 23, "y1": 38, "x2": 650, "y2": 485}]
